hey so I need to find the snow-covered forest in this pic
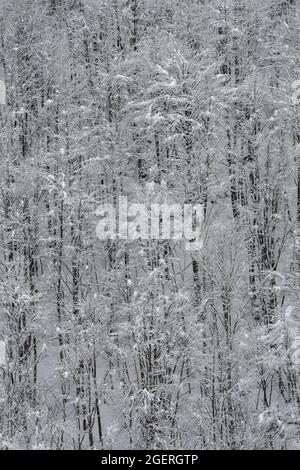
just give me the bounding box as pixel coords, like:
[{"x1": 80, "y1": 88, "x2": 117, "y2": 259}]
[{"x1": 0, "y1": 0, "x2": 300, "y2": 450}]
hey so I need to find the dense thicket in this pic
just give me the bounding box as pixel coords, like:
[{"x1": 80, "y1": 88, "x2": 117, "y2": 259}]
[{"x1": 0, "y1": 0, "x2": 300, "y2": 450}]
